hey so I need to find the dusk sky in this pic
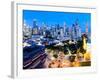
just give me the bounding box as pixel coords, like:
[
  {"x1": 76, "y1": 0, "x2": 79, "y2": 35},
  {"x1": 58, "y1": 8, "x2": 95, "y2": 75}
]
[{"x1": 23, "y1": 10, "x2": 91, "y2": 33}]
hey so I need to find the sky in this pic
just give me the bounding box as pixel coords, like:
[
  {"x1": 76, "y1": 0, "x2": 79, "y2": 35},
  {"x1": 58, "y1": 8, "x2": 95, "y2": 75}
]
[{"x1": 23, "y1": 10, "x2": 91, "y2": 33}]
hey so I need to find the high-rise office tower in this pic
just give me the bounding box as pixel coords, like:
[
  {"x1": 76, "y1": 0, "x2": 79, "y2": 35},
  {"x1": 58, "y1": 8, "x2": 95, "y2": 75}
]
[
  {"x1": 86, "y1": 23, "x2": 88, "y2": 36},
  {"x1": 75, "y1": 20, "x2": 81, "y2": 40},
  {"x1": 32, "y1": 19, "x2": 38, "y2": 35},
  {"x1": 71, "y1": 24, "x2": 76, "y2": 40},
  {"x1": 63, "y1": 22, "x2": 67, "y2": 35},
  {"x1": 42, "y1": 22, "x2": 47, "y2": 36}
]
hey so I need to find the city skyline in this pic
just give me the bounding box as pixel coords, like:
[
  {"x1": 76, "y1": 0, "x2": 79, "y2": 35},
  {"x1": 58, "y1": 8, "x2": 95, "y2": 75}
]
[
  {"x1": 23, "y1": 10, "x2": 91, "y2": 33},
  {"x1": 23, "y1": 10, "x2": 91, "y2": 69}
]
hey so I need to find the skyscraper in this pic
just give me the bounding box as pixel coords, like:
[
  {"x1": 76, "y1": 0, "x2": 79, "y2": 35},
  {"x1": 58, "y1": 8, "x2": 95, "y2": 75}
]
[
  {"x1": 71, "y1": 24, "x2": 76, "y2": 40},
  {"x1": 42, "y1": 22, "x2": 47, "y2": 36},
  {"x1": 23, "y1": 21, "x2": 32, "y2": 40},
  {"x1": 71, "y1": 19, "x2": 82, "y2": 41},
  {"x1": 86, "y1": 23, "x2": 88, "y2": 36},
  {"x1": 75, "y1": 20, "x2": 81, "y2": 40},
  {"x1": 32, "y1": 19, "x2": 38, "y2": 34},
  {"x1": 63, "y1": 22, "x2": 67, "y2": 36}
]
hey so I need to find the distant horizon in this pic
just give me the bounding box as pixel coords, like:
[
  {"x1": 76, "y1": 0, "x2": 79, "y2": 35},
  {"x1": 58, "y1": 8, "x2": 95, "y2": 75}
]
[{"x1": 23, "y1": 10, "x2": 91, "y2": 33}]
